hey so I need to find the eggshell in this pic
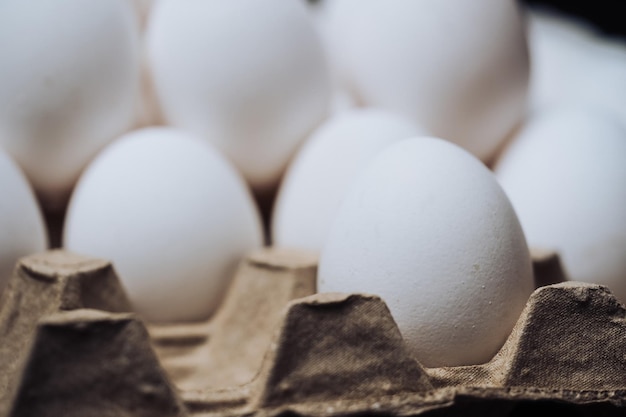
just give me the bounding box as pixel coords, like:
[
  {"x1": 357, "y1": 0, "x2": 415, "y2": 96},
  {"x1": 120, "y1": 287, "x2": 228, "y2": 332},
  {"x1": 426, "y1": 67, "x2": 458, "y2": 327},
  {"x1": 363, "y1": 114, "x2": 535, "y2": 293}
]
[
  {"x1": 494, "y1": 106, "x2": 626, "y2": 303},
  {"x1": 131, "y1": 0, "x2": 155, "y2": 30},
  {"x1": 0, "y1": 148, "x2": 47, "y2": 298},
  {"x1": 63, "y1": 127, "x2": 263, "y2": 323},
  {"x1": 0, "y1": 0, "x2": 141, "y2": 210},
  {"x1": 318, "y1": 137, "x2": 534, "y2": 367},
  {"x1": 306, "y1": 0, "x2": 356, "y2": 116},
  {"x1": 527, "y1": 8, "x2": 626, "y2": 125},
  {"x1": 132, "y1": 0, "x2": 164, "y2": 129},
  {"x1": 272, "y1": 108, "x2": 426, "y2": 252},
  {"x1": 146, "y1": 0, "x2": 331, "y2": 190},
  {"x1": 325, "y1": 0, "x2": 529, "y2": 162}
]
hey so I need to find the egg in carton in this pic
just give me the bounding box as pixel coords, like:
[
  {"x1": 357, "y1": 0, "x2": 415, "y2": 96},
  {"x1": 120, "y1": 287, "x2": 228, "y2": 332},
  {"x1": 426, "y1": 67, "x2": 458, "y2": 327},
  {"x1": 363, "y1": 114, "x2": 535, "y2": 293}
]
[{"x1": 0, "y1": 248, "x2": 625, "y2": 417}]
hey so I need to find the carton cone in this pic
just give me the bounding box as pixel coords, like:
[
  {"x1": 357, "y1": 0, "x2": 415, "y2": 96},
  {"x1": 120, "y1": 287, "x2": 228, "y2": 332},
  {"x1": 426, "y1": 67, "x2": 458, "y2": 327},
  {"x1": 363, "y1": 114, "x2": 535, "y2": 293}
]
[
  {"x1": 0, "y1": 250, "x2": 184, "y2": 417},
  {"x1": 7, "y1": 310, "x2": 186, "y2": 417}
]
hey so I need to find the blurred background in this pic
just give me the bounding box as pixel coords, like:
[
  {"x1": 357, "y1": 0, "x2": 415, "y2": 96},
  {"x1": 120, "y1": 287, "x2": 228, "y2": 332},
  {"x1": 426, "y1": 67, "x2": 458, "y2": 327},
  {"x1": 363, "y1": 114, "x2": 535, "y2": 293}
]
[{"x1": 523, "y1": 0, "x2": 626, "y2": 38}]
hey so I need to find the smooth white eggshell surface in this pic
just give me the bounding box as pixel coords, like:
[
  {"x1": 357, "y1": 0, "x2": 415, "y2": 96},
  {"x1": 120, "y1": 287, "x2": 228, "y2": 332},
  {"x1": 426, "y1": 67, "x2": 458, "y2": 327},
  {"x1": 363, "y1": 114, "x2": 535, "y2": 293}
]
[
  {"x1": 64, "y1": 128, "x2": 263, "y2": 323},
  {"x1": 0, "y1": 148, "x2": 47, "y2": 298},
  {"x1": 325, "y1": 0, "x2": 529, "y2": 162},
  {"x1": 318, "y1": 137, "x2": 534, "y2": 367},
  {"x1": 272, "y1": 108, "x2": 426, "y2": 252},
  {"x1": 495, "y1": 106, "x2": 626, "y2": 303},
  {"x1": 0, "y1": 0, "x2": 141, "y2": 209},
  {"x1": 146, "y1": 0, "x2": 331, "y2": 190}
]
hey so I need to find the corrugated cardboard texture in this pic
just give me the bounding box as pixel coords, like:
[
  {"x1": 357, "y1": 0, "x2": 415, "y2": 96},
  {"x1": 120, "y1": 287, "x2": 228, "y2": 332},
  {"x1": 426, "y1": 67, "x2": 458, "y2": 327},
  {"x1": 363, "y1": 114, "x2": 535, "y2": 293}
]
[{"x1": 0, "y1": 248, "x2": 624, "y2": 416}]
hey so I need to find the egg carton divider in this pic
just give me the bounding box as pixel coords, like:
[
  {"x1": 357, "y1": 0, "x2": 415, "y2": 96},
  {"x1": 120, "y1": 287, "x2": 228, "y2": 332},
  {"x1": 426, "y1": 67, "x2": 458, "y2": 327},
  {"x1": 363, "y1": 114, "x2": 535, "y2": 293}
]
[
  {"x1": 0, "y1": 250, "x2": 184, "y2": 417},
  {"x1": 0, "y1": 248, "x2": 625, "y2": 416}
]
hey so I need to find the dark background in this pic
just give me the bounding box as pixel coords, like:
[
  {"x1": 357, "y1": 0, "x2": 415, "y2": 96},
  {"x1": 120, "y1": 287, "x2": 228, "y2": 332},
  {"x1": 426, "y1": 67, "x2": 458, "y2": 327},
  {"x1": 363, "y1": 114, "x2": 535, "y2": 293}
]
[
  {"x1": 523, "y1": 0, "x2": 626, "y2": 39},
  {"x1": 307, "y1": 0, "x2": 626, "y2": 39}
]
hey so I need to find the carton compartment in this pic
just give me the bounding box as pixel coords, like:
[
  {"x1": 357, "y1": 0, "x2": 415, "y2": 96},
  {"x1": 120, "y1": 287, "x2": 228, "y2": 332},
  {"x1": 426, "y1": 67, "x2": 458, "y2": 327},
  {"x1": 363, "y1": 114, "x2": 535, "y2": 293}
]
[{"x1": 0, "y1": 249, "x2": 624, "y2": 416}]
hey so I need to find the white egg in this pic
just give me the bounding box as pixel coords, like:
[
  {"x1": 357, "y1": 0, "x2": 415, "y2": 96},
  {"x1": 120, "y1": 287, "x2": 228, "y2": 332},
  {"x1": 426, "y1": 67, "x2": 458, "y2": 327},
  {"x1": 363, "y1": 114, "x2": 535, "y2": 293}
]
[
  {"x1": 63, "y1": 128, "x2": 263, "y2": 323},
  {"x1": 306, "y1": 0, "x2": 356, "y2": 116},
  {"x1": 131, "y1": 0, "x2": 155, "y2": 30},
  {"x1": 272, "y1": 108, "x2": 426, "y2": 252},
  {"x1": 0, "y1": 148, "x2": 47, "y2": 298},
  {"x1": 495, "y1": 106, "x2": 626, "y2": 303},
  {"x1": 527, "y1": 8, "x2": 626, "y2": 125},
  {"x1": 146, "y1": 0, "x2": 331, "y2": 190},
  {"x1": 129, "y1": 0, "x2": 163, "y2": 129},
  {"x1": 325, "y1": 0, "x2": 529, "y2": 162},
  {"x1": 0, "y1": 0, "x2": 141, "y2": 210},
  {"x1": 526, "y1": 9, "x2": 597, "y2": 112},
  {"x1": 318, "y1": 137, "x2": 534, "y2": 367},
  {"x1": 134, "y1": 50, "x2": 164, "y2": 130}
]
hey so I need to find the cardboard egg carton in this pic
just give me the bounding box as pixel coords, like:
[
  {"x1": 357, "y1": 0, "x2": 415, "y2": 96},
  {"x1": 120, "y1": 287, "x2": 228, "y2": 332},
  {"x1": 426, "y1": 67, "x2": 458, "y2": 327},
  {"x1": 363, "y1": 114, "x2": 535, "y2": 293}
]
[{"x1": 0, "y1": 248, "x2": 625, "y2": 417}]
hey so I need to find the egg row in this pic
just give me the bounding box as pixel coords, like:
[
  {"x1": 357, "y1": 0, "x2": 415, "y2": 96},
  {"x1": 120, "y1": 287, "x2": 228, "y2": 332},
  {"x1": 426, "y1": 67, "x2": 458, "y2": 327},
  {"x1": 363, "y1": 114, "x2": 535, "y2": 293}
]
[
  {"x1": 3, "y1": 103, "x2": 625, "y2": 366},
  {"x1": 1, "y1": 0, "x2": 625, "y2": 369},
  {"x1": 0, "y1": 0, "x2": 534, "y2": 211},
  {"x1": 0, "y1": 126, "x2": 530, "y2": 370}
]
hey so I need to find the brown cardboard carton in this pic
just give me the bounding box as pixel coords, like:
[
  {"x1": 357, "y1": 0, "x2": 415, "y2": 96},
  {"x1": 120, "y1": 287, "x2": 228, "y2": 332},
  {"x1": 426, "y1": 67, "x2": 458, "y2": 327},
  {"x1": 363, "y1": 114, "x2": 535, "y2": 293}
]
[
  {"x1": 0, "y1": 251, "x2": 185, "y2": 417},
  {"x1": 0, "y1": 248, "x2": 624, "y2": 416}
]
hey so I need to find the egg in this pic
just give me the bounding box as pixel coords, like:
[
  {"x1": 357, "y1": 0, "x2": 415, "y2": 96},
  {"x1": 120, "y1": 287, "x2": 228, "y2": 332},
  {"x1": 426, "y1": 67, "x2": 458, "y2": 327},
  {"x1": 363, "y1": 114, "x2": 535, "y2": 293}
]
[
  {"x1": 0, "y1": 0, "x2": 141, "y2": 210},
  {"x1": 494, "y1": 106, "x2": 626, "y2": 303},
  {"x1": 63, "y1": 127, "x2": 263, "y2": 323},
  {"x1": 131, "y1": 0, "x2": 155, "y2": 30},
  {"x1": 325, "y1": 0, "x2": 529, "y2": 162},
  {"x1": 318, "y1": 137, "x2": 534, "y2": 367},
  {"x1": 305, "y1": 0, "x2": 356, "y2": 116},
  {"x1": 146, "y1": 0, "x2": 331, "y2": 190},
  {"x1": 526, "y1": 8, "x2": 598, "y2": 113},
  {"x1": 132, "y1": 0, "x2": 164, "y2": 130},
  {"x1": 0, "y1": 148, "x2": 47, "y2": 299},
  {"x1": 272, "y1": 108, "x2": 426, "y2": 252},
  {"x1": 527, "y1": 8, "x2": 626, "y2": 124}
]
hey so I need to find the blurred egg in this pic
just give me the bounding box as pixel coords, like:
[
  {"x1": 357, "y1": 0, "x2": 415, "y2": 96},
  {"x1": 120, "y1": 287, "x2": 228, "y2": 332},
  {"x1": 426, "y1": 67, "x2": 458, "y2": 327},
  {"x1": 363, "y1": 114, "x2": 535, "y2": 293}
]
[
  {"x1": 495, "y1": 106, "x2": 626, "y2": 303},
  {"x1": 527, "y1": 8, "x2": 626, "y2": 125},
  {"x1": 146, "y1": 0, "x2": 331, "y2": 190},
  {"x1": 128, "y1": 0, "x2": 164, "y2": 131},
  {"x1": 64, "y1": 127, "x2": 263, "y2": 323},
  {"x1": 272, "y1": 108, "x2": 425, "y2": 251},
  {"x1": 134, "y1": 48, "x2": 164, "y2": 130},
  {"x1": 133, "y1": 0, "x2": 164, "y2": 130},
  {"x1": 526, "y1": 8, "x2": 598, "y2": 112},
  {"x1": 319, "y1": 137, "x2": 534, "y2": 367},
  {"x1": 305, "y1": 0, "x2": 356, "y2": 116},
  {"x1": 325, "y1": 0, "x2": 529, "y2": 162},
  {"x1": 131, "y1": 0, "x2": 155, "y2": 30},
  {"x1": 0, "y1": 148, "x2": 47, "y2": 298},
  {"x1": 0, "y1": 0, "x2": 141, "y2": 210}
]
